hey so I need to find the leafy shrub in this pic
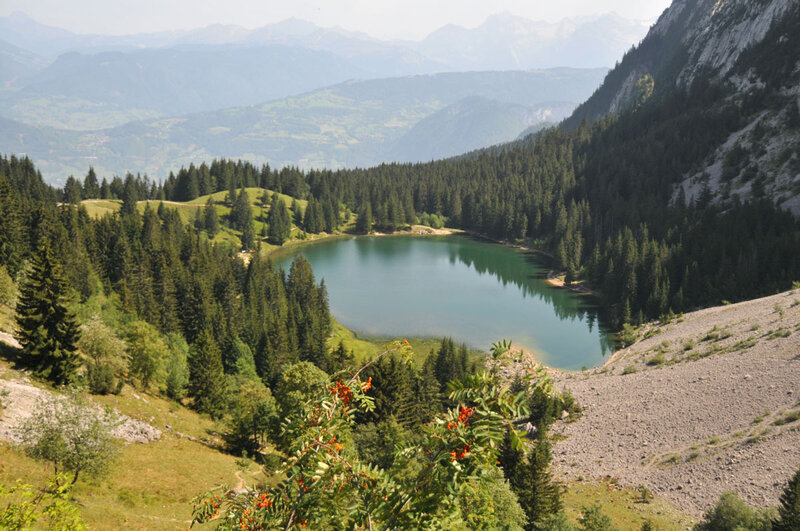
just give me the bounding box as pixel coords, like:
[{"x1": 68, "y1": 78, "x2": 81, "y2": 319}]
[
  {"x1": 192, "y1": 342, "x2": 541, "y2": 529},
  {"x1": 16, "y1": 392, "x2": 117, "y2": 484},
  {"x1": 694, "y1": 491, "x2": 775, "y2": 531},
  {"x1": 622, "y1": 365, "x2": 638, "y2": 375},
  {"x1": 0, "y1": 474, "x2": 84, "y2": 529},
  {"x1": 646, "y1": 353, "x2": 666, "y2": 366},
  {"x1": 620, "y1": 324, "x2": 638, "y2": 347}
]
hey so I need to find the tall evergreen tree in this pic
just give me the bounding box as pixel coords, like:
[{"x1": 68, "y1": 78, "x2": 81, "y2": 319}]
[
  {"x1": 291, "y1": 198, "x2": 303, "y2": 226},
  {"x1": 513, "y1": 424, "x2": 563, "y2": 529},
  {"x1": 774, "y1": 467, "x2": 800, "y2": 531},
  {"x1": 63, "y1": 177, "x2": 82, "y2": 204},
  {"x1": 121, "y1": 174, "x2": 138, "y2": 216},
  {"x1": 267, "y1": 194, "x2": 291, "y2": 245},
  {"x1": 232, "y1": 189, "x2": 255, "y2": 249},
  {"x1": 83, "y1": 167, "x2": 100, "y2": 199},
  {"x1": 15, "y1": 240, "x2": 81, "y2": 385},
  {"x1": 0, "y1": 175, "x2": 24, "y2": 274},
  {"x1": 188, "y1": 329, "x2": 226, "y2": 419},
  {"x1": 356, "y1": 203, "x2": 373, "y2": 234},
  {"x1": 203, "y1": 198, "x2": 218, "y2": 237}
]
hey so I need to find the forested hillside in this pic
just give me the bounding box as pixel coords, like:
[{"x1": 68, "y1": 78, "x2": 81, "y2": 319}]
[{"x1": 565, "y1": 0, "x2": 800, "y2": 213}]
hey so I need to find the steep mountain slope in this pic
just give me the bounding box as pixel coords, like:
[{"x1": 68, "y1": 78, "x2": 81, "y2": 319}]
[
  {"x1": 563, "y1": 0, "x2": 800, "y2": 213},
  {"x1": 0, "y1": 69, "x2": 607, "y2": 183}
]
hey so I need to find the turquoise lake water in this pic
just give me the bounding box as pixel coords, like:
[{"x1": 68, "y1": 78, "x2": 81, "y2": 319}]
[{"x1": 273, "y1": 235, "x2": 614, "y2": 370}]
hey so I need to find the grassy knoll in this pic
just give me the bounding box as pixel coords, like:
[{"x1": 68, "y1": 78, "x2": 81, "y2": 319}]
[{"x1": 81, "y1": 187, "x2": 324, "y2": 253}]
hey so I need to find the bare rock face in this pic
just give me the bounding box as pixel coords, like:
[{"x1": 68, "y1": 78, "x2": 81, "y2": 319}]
[
  {"x1": 569, "y1": 0, "x2": 800, "y2": 214},
  {"x1": 670, "y1": 0, "x2": 793, "y2": 88},
  {"x1": 0, "y1": 379, "x2": 161, "y2": 445}
]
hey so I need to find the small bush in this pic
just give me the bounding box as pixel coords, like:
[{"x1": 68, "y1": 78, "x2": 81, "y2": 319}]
[
  {"x1": 637, "y1": 484, "x2": 652, "y2": 503},
  {"x1": 772, "y1": 411, "x2": 800, "y2": 426},
  {"x1": 767, "y1": 328, "x2": 792, "y2": 340},
  {"x1": 620, "y1": 324, "x2": 639, "y2": 347},
  {"x1": 646, "y1": 353, "x2": 666, "y2": 366},
  {"x1": 622, "y1": 365, "x2": 638, "y2": 375},
  {"x1": 694, "y1": 491, "x2": 775, "y2": 531},
  {"x1": 682, "y1": 339, "x2": 696, "y2": 351},
  {"x1": 703, "y1": 326, "x2": 732, "y2": 342}
]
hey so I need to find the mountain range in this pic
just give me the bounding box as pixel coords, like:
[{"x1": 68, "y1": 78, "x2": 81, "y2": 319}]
[{"x1": 0, "y1": 68, "x2": 607, "y2": 181}]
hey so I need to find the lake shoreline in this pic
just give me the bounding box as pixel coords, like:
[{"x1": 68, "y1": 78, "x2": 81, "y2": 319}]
[
  {"x1": 265, "y1": 226, "x2": 602, "y2": 300},
  {"x1": 270, "y1": 231, "x2": 614, "y2": 371}
]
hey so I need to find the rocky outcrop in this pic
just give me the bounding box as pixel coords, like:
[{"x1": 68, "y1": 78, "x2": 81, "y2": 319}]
[{"x1": 566, "y1": 0, "x2": 800, "y2": 213}]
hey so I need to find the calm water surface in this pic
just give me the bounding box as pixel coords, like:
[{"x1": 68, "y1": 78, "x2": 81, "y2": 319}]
[{"x1": 274, "y1": 235, "x2": 614, "y2": 370}]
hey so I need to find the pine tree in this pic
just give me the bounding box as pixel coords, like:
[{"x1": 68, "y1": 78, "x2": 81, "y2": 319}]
[
  {"x1": 188, "y1": 329, "x2": 226, "y2": 419},
  {"x1": 232, "y1": 189, "x2": 255, "y2": 249},
  {"x1": 514, "y1": 424, "x2": 563, "y2": 529},
  {"x1": 356, "y1": 203, "x2": 373, "y2": 234},
  {"x1": 83, "y1": 167, "x2": 100, "y2": 199},
  {"x1": 498, "y1": 428, "x2": 523, "y2": 482},
  {"x1": 203, "y1": 198, "x2": 218, "y2": 237},
  {"x1": 63, "y1": 177, "x2": 82, "y2": 204},
  {"x1": 774, "y1": 467, "x2": 800, "y2": 531},
  {"x1": 15, "y1": 240, "x2": 81, "y2": 385},
  {"x1": 291, "y1": 199, "x2": 303, "y2": 226},
  {"x1": 121, "y1": 174, "x2": 138, "y2": 216},
  {"x1": 0, "y1": 175, "x2": 24, "y2": 274},
  {"x1": 267, "y1": 194, "x2": 291, "y2": 245}
]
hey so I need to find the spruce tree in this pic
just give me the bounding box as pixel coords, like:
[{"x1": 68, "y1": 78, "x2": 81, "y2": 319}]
[
  {"x1": 292, "y1": 199, "x2": 303, "y2": 226},
  {"x1": 203, "y1": 198, "x2": 218, "y2": 236},
  {"x1": 267, "y1": 194, "x2": 291, "y2": 245},
  {"x1": 514, "y1": 424, "x2": 563, "y2": 529},
  {"x1": 83, "y1": 166, "x2": 100, "y2": 199},
  {"x1": 121, "y1": 174, "x2": 138, "y2": 216},
  {"x1": 15, "y1": 240, "x2": 81, "y2": 385},
  {"x1": 0, "y1": 175, "x2": 23, "y2": 274},
  {"x1": 774, "y1": 467, "x2": 800, "y2": 531},
  {"x1": 232, "y1": 189, "x2": 255, "y2": 249},
  {"x1": 356, "y1": 203, "x2": 373, "y2": 234},
  {"x1": 188, "y1": 329, "x2": 226, "y2": 419}
]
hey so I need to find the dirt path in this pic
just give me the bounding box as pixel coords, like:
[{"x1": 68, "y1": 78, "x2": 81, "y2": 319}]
[{"x1": 550, "y1": 289, "x2": 800, "y2": 516}]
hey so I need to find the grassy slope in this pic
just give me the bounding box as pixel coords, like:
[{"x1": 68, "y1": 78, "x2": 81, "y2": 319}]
[
  {"x1": 0, "y1": 299, "x2": 692, "y2": 530},
  {"x1": 82, "y1": 188, "x2": 312, "y2": 252},
  {"x1": 0, "y1": 366, "x2": 273, "y2": 530},
  {"x1": 563, "y1": 478, "x2": 696, "y2": 530}
]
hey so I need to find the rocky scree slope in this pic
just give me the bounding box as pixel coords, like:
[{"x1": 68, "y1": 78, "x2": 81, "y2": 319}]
[
  {"x1": 564, "y1": 0, "x2": 800, "y2": 214},
  {"x1": 550, "y1": 289, "x2": 800, "y2": 516}
]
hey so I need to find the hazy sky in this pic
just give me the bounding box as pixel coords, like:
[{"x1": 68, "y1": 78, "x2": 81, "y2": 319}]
[{"x1": 2, "y1": 0, "x2": 673, "y2": 40}]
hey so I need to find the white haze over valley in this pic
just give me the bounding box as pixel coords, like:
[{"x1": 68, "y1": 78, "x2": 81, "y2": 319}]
[
  {"x1": 1, "y1": 0, "x2": 672, "y2": 41},
  {"x1": 0, "y1": 0, "x2": 672, "y2": 182}
]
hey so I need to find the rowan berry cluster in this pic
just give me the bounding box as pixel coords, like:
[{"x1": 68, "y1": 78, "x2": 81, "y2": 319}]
[
  {"x1": 446, "y1": 406, "x2": 475, "y2": 431},
  {"x1": 329, "y1": 380, "x2": 353, "y2": 404},
  {"x1": 450, "y1": 444, "x2": 471, "y2": 461}
]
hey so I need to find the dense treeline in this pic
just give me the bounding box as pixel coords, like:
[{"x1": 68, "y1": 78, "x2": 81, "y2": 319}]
[
  {"x1": 1, "y1": 155, "x2": 332, "y2": 400},
  {"x1": 44, "y1": 75, "x2": 800, "y2": 330}
]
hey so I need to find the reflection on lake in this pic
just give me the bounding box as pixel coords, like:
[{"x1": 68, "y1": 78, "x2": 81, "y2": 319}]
[{"x1": 273, "y1": 235, "x2": 614, "y2": 370}]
